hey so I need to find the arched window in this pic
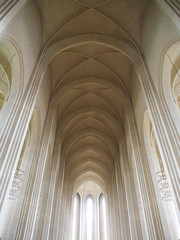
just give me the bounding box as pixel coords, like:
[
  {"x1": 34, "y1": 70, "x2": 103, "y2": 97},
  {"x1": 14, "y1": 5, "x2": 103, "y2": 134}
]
[
  {"x1": 73, "y1": 181, "x2": 106, "y2": 239},
  {"x1": 86, "y1": 195, "x2": 94, "y2": 240},
  {"x1": 72, "y1": 193, "x2": 81, "y2": 240},
  {"x1": 0, "y1": 40, "x2": 22, "y2": 126},
  {"x1": 99, "y1": 193, "x2": 107, "y2": 240},
  {"x1": 160, "y1": 41, "x2": 180, "y2": 136}
]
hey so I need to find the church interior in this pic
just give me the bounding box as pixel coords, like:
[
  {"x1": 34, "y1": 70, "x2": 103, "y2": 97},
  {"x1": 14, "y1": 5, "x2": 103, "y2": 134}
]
[{"x1": 0, "y1": 0, "x2": 180, "y2": 239}]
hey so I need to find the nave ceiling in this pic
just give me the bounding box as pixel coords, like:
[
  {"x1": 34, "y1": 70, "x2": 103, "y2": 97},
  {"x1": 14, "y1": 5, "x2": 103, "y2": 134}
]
[{"x1": 33, "y1": 0, "x2": 150, "y2": 192}]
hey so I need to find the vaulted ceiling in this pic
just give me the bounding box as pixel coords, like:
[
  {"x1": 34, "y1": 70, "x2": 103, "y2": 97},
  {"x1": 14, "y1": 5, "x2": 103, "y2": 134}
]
[{"x1": 33, "y1": 0, "x2": 150, "y2": 192}]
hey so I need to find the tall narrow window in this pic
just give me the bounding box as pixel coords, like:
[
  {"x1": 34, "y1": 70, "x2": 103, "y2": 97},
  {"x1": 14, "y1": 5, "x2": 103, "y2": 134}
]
[
  {"x1": 86, "y1": 195, "x2": 94, "y2": 240},
  {"x1": 73, "y1": 182, "x2": 106, "y2": 239},
  {"x1": 99, "y1": 194, "x2": 107, "y2": 240},
  {"x1": 102, "y1": 197, "x2": 107, "y2": 240},
  {"x1": 72, "y1": 193, "x2": 80, "y2": 240}
]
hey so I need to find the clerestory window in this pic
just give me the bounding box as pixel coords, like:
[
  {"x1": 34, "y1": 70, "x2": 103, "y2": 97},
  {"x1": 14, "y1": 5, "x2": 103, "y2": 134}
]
[
  {"x1": 71, "y1": 182, "x2": 108, "y2": 240},
  {"x1": 86, "y1": 195, "x2": 94, "y2": 240},
  {"x1": 99, "y1": 194, "x2": 107, "y2": 240},
  {"x1": 72, "y1": 193, "x2": 80, "y2": 240}
]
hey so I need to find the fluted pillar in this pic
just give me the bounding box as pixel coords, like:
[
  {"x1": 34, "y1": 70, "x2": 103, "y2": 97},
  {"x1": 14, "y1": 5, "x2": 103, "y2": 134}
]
[
  {"x1": 137, "y1": 62, "x2": 180, "y2": 213},
  {"x1": 125, "y1": 105, "x2": 168, "y2": 239},
  {"x1": 49, "y1": 161, "x2": 65, "y2": 240},
  {"x1": 1, "y1": 110, "x2": 40, "y2": 240},
  {"x1": 13, "y1": 107, "x2": 56, "y2": 240},
  {"x1": 120, "y1": 138, "x2": 143, "y2": 240},
  {"x1": 0, "y1": 0, "x2": 30, "y2": 35},
  {"x1": 114, "y1": 160, "x2": 128, "y2": 240},
  {"x1": 41, "y1": 146, "x2": 61, "y2": 240},
  {"x1": 0, "y1": 55, "x2": 45, "y2": 225},
  {"x1": 154, "y1": 0, "x2": 180, "y2": 30}
]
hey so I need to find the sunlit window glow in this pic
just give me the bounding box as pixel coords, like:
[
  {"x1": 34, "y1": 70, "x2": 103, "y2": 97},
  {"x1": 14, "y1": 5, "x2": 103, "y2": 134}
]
[
  {"x1": 86, "y1": 197, "x2": 93, "y2": 240},
  {"x1": 72, "y1": 196, "x2": 77, "y2": 240},
  {"x1": 102, "y1": 197, "x2": 107, "y2": 240}
]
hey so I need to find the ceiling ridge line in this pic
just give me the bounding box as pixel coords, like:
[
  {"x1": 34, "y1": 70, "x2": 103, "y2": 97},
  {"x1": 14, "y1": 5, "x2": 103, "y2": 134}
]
[
  {"x1": 73, "y1": 0, "x2": 111, "y2": 9},
  {"x1": 44, "y1": 8, "x2": 92, "y2": 48},
  {"x1": 87, "y1": 7, "x2": 137, "y2": 48}
]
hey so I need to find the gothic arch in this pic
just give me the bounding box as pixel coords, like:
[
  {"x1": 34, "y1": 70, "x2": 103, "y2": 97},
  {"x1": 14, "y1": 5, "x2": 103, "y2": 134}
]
[
  {"x1": 0, "y1": 37, "x2": 24, "y2": 218},
  {"x1": 159, "y1": 38, "x2": 180, "y2": 145},
  {"x1": 0, "y1": 37, "x2": 23, "y2": 132}
]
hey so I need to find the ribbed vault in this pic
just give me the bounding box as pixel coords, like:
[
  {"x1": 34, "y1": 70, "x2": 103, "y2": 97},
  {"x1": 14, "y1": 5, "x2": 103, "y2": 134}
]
[
  {"x1": 33, "y1": 0, "x2": 149, "y2": 204},
  {"x1": 1, "y1": 1, "x2": 180, "y2": 240},
  {"x1": 48, "y1": 41, "x2": 136, "y2": 194}
]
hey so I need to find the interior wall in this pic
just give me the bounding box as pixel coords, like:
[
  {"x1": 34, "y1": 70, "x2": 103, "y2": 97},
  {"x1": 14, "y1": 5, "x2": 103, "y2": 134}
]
[
  {"x1": 141, "y1": 1, "x2": 180, "y2": 93},
  {"x1": 1, "y1": 1, "x2": 42, "y2": 90}
]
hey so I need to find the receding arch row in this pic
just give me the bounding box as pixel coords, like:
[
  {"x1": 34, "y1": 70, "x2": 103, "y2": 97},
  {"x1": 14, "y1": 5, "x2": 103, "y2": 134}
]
[
  {"x1": 65, "y1": 156, "x2": 114, "y2": 187},
  {"x1": 28, "y1": 35, "x2": 146, "y2": 176},
  {"x1": 52, "y1": 54, "x2": 130, "y2": 97},
  {"x1": 31, "y1": 34, "x2": 144, "y2": 116},
  {"x1": 68, "y1": 155, "x2": 112, "y2": 174},
  {"x1": 51, "y1": 76, "x2": 130, "y2": 111},
  {"x1": 56, "y1": 87, "x2": 124, "y2": 124},
  {"x1": 65, "y1": 144, "x2": 114, "y2": 166},
  {"x1": 68, "y1": 160, "x2": 112, "y2": 187},
  {"x1": 72, "y1": 171, "x2": 108, "y2": 194},
  {"x1": 61, "y1": 128, "x2": 118, "y2": 159},
  {"x1": 65, "y1": 148, "x2": 114, "y2": 173},
  {"x1": 57, "y1": 106, "x2": 124, "y2": 141},
  {"x1": 62, "y1": 133, "x2": 116, "y2": 157},
  {"x1": 42, "y1": 33, "x2": 140, "y2": 68},
  {"x1": 68, "y1": 156, "x2": 111, "y2": 174},
  {"x1": 70, "y1": 174, "x2": 107, "y2": 196},
  {"x1": 64, "y1": 145, "x2": 114, "y2": 185}
]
